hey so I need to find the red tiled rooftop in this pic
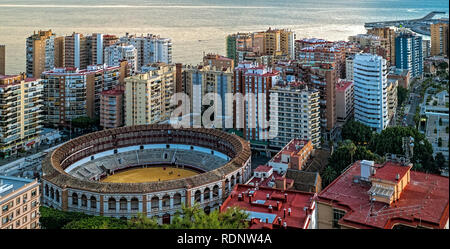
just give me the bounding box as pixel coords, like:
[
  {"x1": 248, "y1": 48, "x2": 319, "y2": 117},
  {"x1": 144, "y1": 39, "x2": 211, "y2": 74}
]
[
  {"x1": 222, "y1": 184, "x2": 316, "y2": 229},
  {"x1": 254, "y1": 165, "x2": 272, "y2": 173},
  {"x1": 371, "y1": 161, "x2": 412, "y2": 183},
  {"x1": 336, "y1": 80, "x2": 353, "y2": 92},
  {"x1": 270, "y1": 139, "x2": 309, "y2": 163},
  {"x1": 317, "y1": 160, "x2": 449, "y2": 229}
]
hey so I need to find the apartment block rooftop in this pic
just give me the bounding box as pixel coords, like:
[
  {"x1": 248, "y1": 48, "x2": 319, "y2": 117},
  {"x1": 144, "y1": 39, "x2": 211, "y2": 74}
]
[
  {"x1": 0, "y1": 176, "x2": 35, "y2": 198},
  {"x1": 221, "y1": 184, "x2": 316, "y2": 229},
  {"x1": 317, "y1": 160, "x2": 449, "y2": 229}
]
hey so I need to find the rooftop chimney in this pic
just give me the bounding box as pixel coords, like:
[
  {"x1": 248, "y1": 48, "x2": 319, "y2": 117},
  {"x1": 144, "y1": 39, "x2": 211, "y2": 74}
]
[
  {"x1": 238, "y1": 194, "x2": 243, "y2": 201},
  {"x1": 288, "y1": 208, "x2": 291, "y2": 216},
  {"x1": 284, "y1": 193, "x2": 288, "y2": 202},
  {"x1": 283, "y1": 208, "x2": 286, "y2": 218},
  {"x1": 283, "y1": 222, "x2": 287, "y2": 229},
  {"x1": 266, "y1": 194, "x2": 270, "y2": 200},
  {"x1": 395, "y1": 173, "x2": 400, "y2": 180},
  {"x1": 268, "y1": 205, "x2": 273, "y2": 213}
]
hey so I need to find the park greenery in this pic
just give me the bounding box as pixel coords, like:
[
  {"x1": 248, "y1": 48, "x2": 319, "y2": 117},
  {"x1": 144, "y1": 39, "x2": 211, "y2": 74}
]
[
  {"x1": 39, "y1": 204, "x2": 249, "y2": 229},
  {"x1": 323, "y1": 120, "x2": 443, "y2": 187}
]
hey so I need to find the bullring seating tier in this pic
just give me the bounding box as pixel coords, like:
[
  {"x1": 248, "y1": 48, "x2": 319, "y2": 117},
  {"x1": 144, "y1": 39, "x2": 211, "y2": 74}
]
[{"x1": 67, "y1": 148, "x2": 229, "y2": 181}]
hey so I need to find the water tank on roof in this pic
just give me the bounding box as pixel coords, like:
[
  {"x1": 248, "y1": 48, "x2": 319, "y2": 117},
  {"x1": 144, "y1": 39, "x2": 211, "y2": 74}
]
[{"x1": 361, "y1": 160, "x2": 374, "y2": 179}]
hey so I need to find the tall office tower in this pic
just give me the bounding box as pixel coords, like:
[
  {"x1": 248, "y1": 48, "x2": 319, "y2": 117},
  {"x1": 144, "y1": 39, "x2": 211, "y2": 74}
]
[
  {"x1": 234, "y1": 62, "x2": 281, "y2": 141},
  {"x1": 64, "y1": 33, "x2": 89, "y2": 69},
  {"x1": 41, "y1": 65, "x2": 121, "y2": 127},
  {"x1": 395, "y1": 31, "x2": 423, "y2": 78},
  {"x1": 0, "y1": 74, "x2": 43, "y2": 156},
  {"x1": 203, "y1": 53, "x2": 234, "y2": 70},
  {"x1": 367, "y1": 27, "x2": 397, "y2": 65},
  {"x1": 430, "y1": 23, "x2": 449, "y2": 57},
  {"x1": 269, "y1": 81, "x2": 320, "y2": 148},
  {"x1": 104, "y1": 43, "x2": 138, "y2": 75},
  {"x1": 0, "y1": 45, "x2": 5, "y2": 75},
  {"x1": 353, "y1": 53, "x2": 388, "y2": 133},
  {"x1": 26, "y1": 30, "x2": 56, "y2": 78},
  {"x1": 182, "y1": 64, "x2": 234, "y2": 128},
  {"x1": 119, "y1": 33, "x2": 172, "y2": 70},
  {"x1": 124, "y1": 63, "x2": 176, "y2": 126}
]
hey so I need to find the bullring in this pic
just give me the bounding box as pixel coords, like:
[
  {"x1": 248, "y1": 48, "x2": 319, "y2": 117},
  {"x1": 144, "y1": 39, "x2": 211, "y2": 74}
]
[{"x1": 42, "y1": 125, "x2": 251, "y2": 223}]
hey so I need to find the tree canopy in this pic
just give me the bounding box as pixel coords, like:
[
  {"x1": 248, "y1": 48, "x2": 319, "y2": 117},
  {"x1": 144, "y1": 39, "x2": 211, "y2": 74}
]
[
  {"x1": 397, "y1": 86, "x2": 408, "y2": 107},
  {"x1": 39, "y1": 204, "x2": 249, "y2": 229},
  {"x1": 341, "y1": 120, "x2": 374, "y2": 145}
]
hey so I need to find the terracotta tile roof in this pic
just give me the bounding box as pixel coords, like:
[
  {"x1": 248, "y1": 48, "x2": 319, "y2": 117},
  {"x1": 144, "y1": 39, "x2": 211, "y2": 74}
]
[
  {"x1": 317, "y1": 161, "x2": 449, "y2": 229},
  {"x1": 221, "y1": 184, "x2": 316, "y2": 229},
  {"x1": 254, "y1": 165, "x2": 272, "y2": 173}
]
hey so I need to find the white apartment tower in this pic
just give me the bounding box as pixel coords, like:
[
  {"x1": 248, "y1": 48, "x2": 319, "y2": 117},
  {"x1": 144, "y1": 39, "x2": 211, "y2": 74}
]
[
  {"x1": 104, "y1": 43, "x2": 138, "y2": 75},
  {"x1": 269, "y1": 82, "x2": 321, "y2": 148},
  {"x1": 120, "y1": 34, "x2": 172, "y2": 70},
  {"x1": 353, "y1": 53, "x2": 388, "y2": 133}
]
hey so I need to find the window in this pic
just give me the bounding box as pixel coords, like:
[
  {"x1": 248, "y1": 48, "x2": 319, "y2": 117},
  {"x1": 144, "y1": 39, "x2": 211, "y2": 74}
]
[
  {"x1": 23, "y1": 205, "x2": 28, "y2": 212},
  {"x1": 16, "y1": 197, "x2": 20, "y2": 205},
  {"x1": 90, "y1": 196, "x2": 97, "y2": 209},
  {"x1": 23, "y1": 216, "x2": 27, "y2": 223},
  {"x1": 16, "y1": 209, "x2": 20, "y2": 216},
  {"x1": 332, "y1": 209, "x2": 346, "y2": 229},
  {"x1": 31, "y1": 211, "x2": 36, "y2": 219},
  {"x1": 2, "y1": 204, "x2": 8, "y2": 212},
  {"x1": 31, "y1": 190, "x2": 37, "y2": 197},
  {"x1": 31, "y1": 200, "x2": 38, "y2": 208},
  {"x1": 31, "y1": 222, "x2": 36, "y2": 229},
  {"x1": 16, "y1": 220, "x2": 20, "y2": 227}
]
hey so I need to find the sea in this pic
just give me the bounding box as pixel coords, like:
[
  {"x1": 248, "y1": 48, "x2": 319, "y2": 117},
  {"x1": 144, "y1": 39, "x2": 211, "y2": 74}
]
[{"x1": 0, "y1": 0, "x2": 448, "y2": 74}]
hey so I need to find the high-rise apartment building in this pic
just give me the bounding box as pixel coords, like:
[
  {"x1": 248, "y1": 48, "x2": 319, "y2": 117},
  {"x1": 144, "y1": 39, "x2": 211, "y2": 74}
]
[
  {"x1": 422, "y1": 39, "x2": 431, "y2": 58},
  {"x1": 430, "y1": 23, "x2": 449, "y2": 57},
  {"x1": 26, "y1": 30, "x2": 56, "y2": 78},
  {"x1": 353, "y1": 53, "x2": 388, "y2": 133},
  {"x1": 273, "y1": 60, "x2": 338, "y2": 140},
  {"x1": 395, "y1": 31, "x2": 423, "y2": 78},
  {"x1": 367, "y1": 27, "x2": 397, "y2": 65},
  {"x1": 64, "y1": 33, "x2": 89, "y2": 69},
  {"x1": 234, "y1": 62, "x2": 281, "y2": 141},
  {"x1": 269, "y1": 81, "x2": 320, "y2": 148},
  {"x1": 183, "y1": 64, "x2": 234, "y2": 128},
  {"x1": 41, "y1": 65, "x2": 121, "y2": 127},
  {"x1": 124, "y1": 63, "x2": 176, "y2": 126},
  {"x1": 345, "y1": 55, "x2": 354, "y2": 81},
  {"x1": 0, "y1": 45, "x2": 5, "y2": 75},
  {"x1": 386, "y1": 78, "x2": 398, "y2": 125},
  {"x1": 348, "y1": 34, "x2": 389, "y2": 62},
  {"x1": 202, "y1": 53, "x2": 234, "y2": 70},
  {"x1": 100, "y1": 85, "x2": 124, "y2": 129},
  {"x1": 104, "y1": 43, "x2": 138, "y2": 75},
  {"x1": 0, "y1": 176, "x2": 40, "y2": 229},
  {"x1": 119, "y1": 33, "x2": 172, "y2": 71},
  {"x1": 336, "y1": 80, "x2": 354, "y2": 123},
  {"x1": 0, "y1": 74, "x2": 43, "y2": 156},
  {"x1": 227, "y1": 29, "x2": 295, "y2": 67}
]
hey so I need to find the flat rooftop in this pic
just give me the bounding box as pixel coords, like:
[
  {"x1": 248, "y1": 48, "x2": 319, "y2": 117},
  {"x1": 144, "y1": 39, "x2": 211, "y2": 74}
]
[
  {"x1": 0, "y1": 176, "x2": 35, "y2": 198},
  {"x1": 222, "y1": 184, "x2": 315, "y2": 229}
]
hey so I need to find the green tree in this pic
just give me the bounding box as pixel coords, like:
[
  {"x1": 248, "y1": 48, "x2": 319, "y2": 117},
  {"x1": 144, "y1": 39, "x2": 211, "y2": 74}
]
[
  {"x1": 169, "y1": 204, "x2": 249, "y2": 229},
  {"x1": 397, "y1": 86, "x2": 408, "y2": 106},
  {"x1": 63, "y1": 216, "x2": 128, "y2": 229},
  {"x1": 435, "y1": 152, "x2": 447, "y2": 171},
  {"x1": 128, "y1": 213, "x2": 161, "y2": 229},
  {"x1": 322, "y1": 166, "x2": 338, "y2": 187},
  {"x1": 39, "y1": 206, "x2": 90, "y2": 229},
  {"x1": 341, "y1": 120, "x2": 374, "y2": 145}
]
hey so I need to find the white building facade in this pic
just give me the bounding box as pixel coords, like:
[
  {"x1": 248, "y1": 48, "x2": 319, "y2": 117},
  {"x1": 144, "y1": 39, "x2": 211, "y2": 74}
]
[{"x1": 353, "y1": 53, "x2": 388, "y2": 133}]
